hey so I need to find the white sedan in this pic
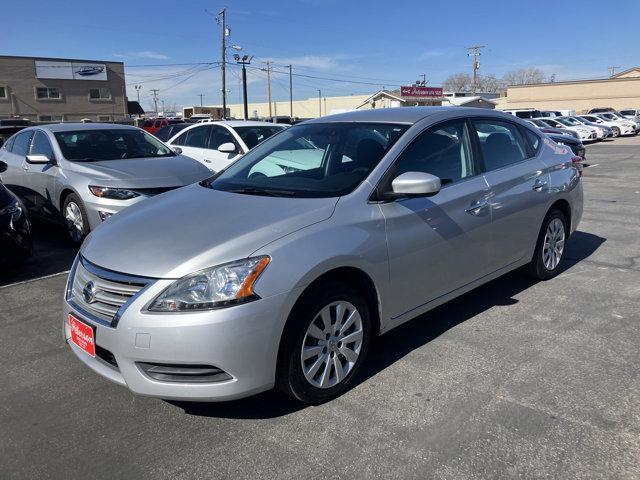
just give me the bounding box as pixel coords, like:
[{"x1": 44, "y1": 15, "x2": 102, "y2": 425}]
[
  {"x1": 167, "y1": 121, "x2": 288, "y2": 171},
  {"x1": 580, "y1": 115, "x2": 636, "y2": 137},
  {"x1": 536, "y1": 117, "x2": 597, "y2": 141}
]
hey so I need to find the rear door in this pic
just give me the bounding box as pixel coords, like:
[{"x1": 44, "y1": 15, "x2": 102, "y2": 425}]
[
  {"x1": 0, "y1": 130, "x2": 33, "y2": 205},
  {"x1": 170, "y1": 125, "x2": 213, "y2": 167},
  {"x1": 204, "y1": 125, "x2": 242, "y2": 172},
  {"x1": 380, "y1": 118, "x2": 494, "y2": 319},
  {"x1": 472, "y1": 119, "x2": 551, "y2": 270}
]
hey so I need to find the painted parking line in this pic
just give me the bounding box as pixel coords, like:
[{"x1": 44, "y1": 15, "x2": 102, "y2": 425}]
[{"x1": 0, "y1": 270, "x2": 70, "y2": 290}]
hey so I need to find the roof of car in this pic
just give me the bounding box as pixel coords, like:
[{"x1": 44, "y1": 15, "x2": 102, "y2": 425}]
[
  {"x1": 304, "y1": 106, "x2": 503, "y2": 124},
  {"x1": 217, "y1": 120, "x2": 288, "y2": 128},
  {"x1": 33, "y1": 122, "x2": 139, "y2": 133}
]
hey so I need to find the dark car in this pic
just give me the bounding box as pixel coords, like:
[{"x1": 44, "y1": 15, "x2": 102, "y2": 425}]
[
  {"x1": 153, "y1": 122, "x2": 190, "y2": 142},
  {"x1": 0, "y1": 160, "x2": 33, "y2": 266},
  {"x1": 546, "y1": 133, "x2": 586, "y2": 159},
  {"x1": 587, "y1": 107, "x2": 614, "y2": 114}
]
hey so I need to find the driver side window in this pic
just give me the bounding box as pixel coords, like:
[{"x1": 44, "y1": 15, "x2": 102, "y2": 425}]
[
  {"x1": 392, "y1": 119, "x2": 475, "y2": 186},
  {"x1": 208, "y1": 126, "x2": 236, "y2": 150}
]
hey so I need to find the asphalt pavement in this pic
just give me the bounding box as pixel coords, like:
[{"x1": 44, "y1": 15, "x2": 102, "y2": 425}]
[{"x1": 1, "y1": 137, "x2": 639, "y2": 479}]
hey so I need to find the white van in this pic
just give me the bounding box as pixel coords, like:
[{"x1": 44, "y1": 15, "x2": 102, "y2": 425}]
[{"x1": 502, "y1": 108, "x2": 543, "y2": 119}]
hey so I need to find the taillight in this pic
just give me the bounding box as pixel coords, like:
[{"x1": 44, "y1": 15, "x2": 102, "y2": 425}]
[{"x1": 571, "y1": 155, "x2": 584, "y2": 176}]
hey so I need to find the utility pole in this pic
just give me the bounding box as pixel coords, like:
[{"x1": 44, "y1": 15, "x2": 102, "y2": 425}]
[
  {"x1": 288, "y1": 65, "x2": 293, "y2": 119},
  {"x1": 609, "y1": 66, "x2": 620, "y2": 77},
  {"x1": 262, "y1": 61, "x2": 272, "y2": 117},
  {"x1": 317, "y1": 89, "x2": 322, "y2": 117},
  {"x1": 217, "y1": 8, "x2": 228, "y2": 118},
  {"x1": 134, "y1": 84, "x2": 142, "y2": 103},
  {"x1": 467, "y1": 45, "x2": 485, "y2": 95},
  {"x1": 234, "y1": 54, "x2": 253, "y2": 120},
  {"x1": 198, "y1": 94, "x2": 205, "y2": 106},
  {"x1": 150, "y1": 89, "x2": 159, "y2": 115},
  {"x1": 417, "y1": 73, "x2": 426, "y2": 86},
  {"x1": 161, "y1": 100, "x2": 165, "y2": 115}
]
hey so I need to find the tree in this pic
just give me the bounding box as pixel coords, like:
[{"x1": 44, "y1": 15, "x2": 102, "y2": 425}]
[
  {"x1": 503, "y1": 67, "x2": 546, "y2": 86},
  {"x1": 442, "y1": 73, "x2": 472, "y2": 92},
  {"x1": 477, "y1": 74, "x2": 505, "y2": 93}
]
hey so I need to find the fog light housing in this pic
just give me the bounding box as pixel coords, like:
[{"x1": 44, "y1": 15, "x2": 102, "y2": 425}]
[{"x1": 98, "y1": 211, "x2": 113, "y2": 222}]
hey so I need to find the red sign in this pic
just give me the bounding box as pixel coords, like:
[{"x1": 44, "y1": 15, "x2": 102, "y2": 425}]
[
  {"x1": 69, "y1": 314, "x2": 96, "y2": 357},
  {"x1": 400, "y1": 86, "x2": 443, "y2": 98}
]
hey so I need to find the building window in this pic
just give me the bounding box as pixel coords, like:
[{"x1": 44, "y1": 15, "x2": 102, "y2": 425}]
[
  {"x1": 0, "y1": 86, "x2": 6, "y2": 99},
  {"x1": 36, "y1": 87, "x2": 61, "y2": 100},
  {"x1": 38, "y1": 114, "x2": 64, "y2": 122},
  {"x1": 89, "y1": 88, "x2": 112, "y2": 100},
  {"x1": 97, "y1": 115, "x2": 112, "y2": 122}
]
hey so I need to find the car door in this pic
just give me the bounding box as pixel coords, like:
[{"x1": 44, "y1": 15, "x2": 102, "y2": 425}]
[
  {"x1": 23, "y1": 130, "x2": 60, "y2": 217},
  {"x1": 472, "y1": 119, "x2": 551, "y2": 270},
  {"x1": 204, "y1": 125, "x2": 242, "y2": 172},
  {"x1": 379, "y1": 118, "x2": 494, "y2": 319},
  {"x1": 0, "y1": 130, "x2": 34, "y2": 206},
  {"x1": 171, "y1": 125, "x2": 214, "y2": 167}
]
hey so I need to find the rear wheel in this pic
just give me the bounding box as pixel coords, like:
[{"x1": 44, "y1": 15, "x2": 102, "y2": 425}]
[
  {"x1": 526, "y1": 209, "x2": 567, "y2": 280},
  {"x1": 62, "y1": 194, "x2": 90, "y2": 244},
  {"x1": 277, "y1": 282, "x2": 371, "y2": 404}
]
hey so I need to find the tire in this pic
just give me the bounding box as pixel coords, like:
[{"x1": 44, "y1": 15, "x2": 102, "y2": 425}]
[
  {"x1": 276, "y1": 282, "x2": 372, "y2": 404},
  {"x1": 526, "y1": 209, "x2": 568, "y2": 280},
  {"x1": 62, "y1": 193, "x2": 90, "y2": 244},
  {"x1": 611, "y1": 126, "x2": 620, "y2": 138}
]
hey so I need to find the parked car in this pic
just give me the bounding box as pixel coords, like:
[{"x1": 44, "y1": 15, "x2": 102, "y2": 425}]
[
  {"x1": 554, "y1": 116, "x2": 605, "y2": 140},
  {"x1": 569, "y1": 116, "x2": 612, "y2": 139},
  {"x1": 502, "y1": 108, "x2": 543, "y2": 119},
  {"x1": 0, "y1": 160, "x2": 32, "y2": 266},
  {"x1": 141, "y1": 118, "x2": 185, "y2": 135},
  {"x1": 63, "y1": 107, "x2": 583, "y2": 404},
  {"x1": 580, "y1": 114, "x2": 636, "y2": 137},
  {"x1": 0, "y1": 123, "x2": 211, "y2": 243},
  {"x1": 618, "y1": 108, "x2": 640, "y2": 121},
  {"x1": 587, "y1": 107, "x2": 614, "y2": 114},
  {"x1": 545, "y1": 133, "x2": 586, "y2": 159},
  {"x1": 599, "y1": 112, "x2": 640, "y2": 131},
  {"x1": 540, "y1": 110, "x2": 562, "y2": 118},
  {"x1": 166, "y1": 121, "x2": 288, "y2": 172},
  {"x1": 153, "y1": 122, "x2": 191, "y2": 142},
  {"x1": 535, "y1": 117, "x2": 596, "y2": 141},
  {"x1": 526, "y1": 119, "x2": 579, "y2": 138}
]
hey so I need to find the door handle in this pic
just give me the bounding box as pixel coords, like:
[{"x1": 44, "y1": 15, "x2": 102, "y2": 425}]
[
  {"x1": 532, "y1": 179, "x2": 548, "y2": 191},
  {"x1": 465, "y1": 199, "x2": 489, "y2": 215}
]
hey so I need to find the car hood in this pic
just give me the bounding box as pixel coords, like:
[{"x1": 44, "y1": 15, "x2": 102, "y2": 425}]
[
  {"x1": 81, "y1": 183, "x2": 338, "y2": 278},
  {"x1": 66, "y1": 155, "x2": 211, "y2": 188}
]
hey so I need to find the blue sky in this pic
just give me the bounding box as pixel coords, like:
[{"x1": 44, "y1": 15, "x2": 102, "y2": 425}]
[{"x1": 2, "y1": 0, "x2": 639, "y2": 111}]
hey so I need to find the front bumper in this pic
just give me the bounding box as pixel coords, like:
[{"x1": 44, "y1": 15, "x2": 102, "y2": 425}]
[
  {"x1": 83, "y1": 194, "x2": 149, "y2": 231},
  {"x1": 63, "y1": 262, "x2": 299, "y2": 401}
]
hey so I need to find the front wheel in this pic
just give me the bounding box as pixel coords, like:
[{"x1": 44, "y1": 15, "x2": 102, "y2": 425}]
[
  {"x1": 611, "y1": 126, "x2": 620, "y2": 138},
  {"x1": 526, "y1": 209, "x2": 568, "y2": 280},
  {"x1": 277, "y1": 282, "x2": 371, "y2": 404},
  {"x1": 62, "y1": 193, "x2": 90, "y2": 244}
]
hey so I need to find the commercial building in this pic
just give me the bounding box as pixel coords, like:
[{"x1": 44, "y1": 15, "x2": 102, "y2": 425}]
[
  {"x1": 0, "y1": 55, "x2": 127, "y2": 122},
  {"x1": 494, "y1": 67, "x2": 640, "y2": 112}
]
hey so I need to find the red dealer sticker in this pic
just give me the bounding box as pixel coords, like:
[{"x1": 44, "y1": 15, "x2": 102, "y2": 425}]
[{"x1": 69, "y1": 314, "x2": 96, "y2": 357}]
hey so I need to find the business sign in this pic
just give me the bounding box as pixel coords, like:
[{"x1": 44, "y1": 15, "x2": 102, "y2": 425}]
[
  {"x1": 400, "y1": 86, "x2": 443, "y2": 97},
  {"x1": 35, "y1": 60, "x2": 108, "y2": 81}
]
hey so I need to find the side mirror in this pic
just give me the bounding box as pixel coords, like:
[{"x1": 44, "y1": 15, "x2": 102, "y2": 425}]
[
  {"x1": 391, "y1": 171, "x2": 441, "y2": 197},
  {"x1": 217, "y1": 142, "x2": 236, "y2": 153},
  {"x1": 172, "y1": 147, "x2": 183, "y2": 155},
  {"x1": 0, "y1": 160, "x2": 7, "y2": 173},
  {"x1": 26, "y1": 154, "x2": 52, "y2": 164}
]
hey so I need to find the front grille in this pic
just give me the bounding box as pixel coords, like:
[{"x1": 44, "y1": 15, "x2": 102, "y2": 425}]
[{"x1": 69, "y1": 257, "x2": 151, "y2": 326}]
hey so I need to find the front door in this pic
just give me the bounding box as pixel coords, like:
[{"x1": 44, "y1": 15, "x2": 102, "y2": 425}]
[
  {"x1": 23, "y1": 130, "x2": 60, "y2": 217},
  {"x1": 172, "y1": 125, "x2": 214, "y2": 168},
  {"x1": 380, "y1": 119, "x2": 494, "y2": 320},
  {"x1": 204, "y1": 125, "x2": 242, "y2": 172},
  {"x1": 0, "y1": 130, "x2": 34, "y2": 207}
]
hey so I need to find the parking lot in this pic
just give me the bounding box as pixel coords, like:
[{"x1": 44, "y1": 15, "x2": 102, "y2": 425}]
[{"x1": 1, "y1": 136, "x2": 639, "y2": 479}]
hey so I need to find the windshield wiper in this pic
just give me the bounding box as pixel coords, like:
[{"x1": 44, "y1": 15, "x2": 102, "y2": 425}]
[{"x1": 229, "y1": 187, "x2": 296, "y2": 197}]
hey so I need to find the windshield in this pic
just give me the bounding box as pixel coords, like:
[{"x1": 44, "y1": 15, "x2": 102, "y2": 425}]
[
  {"x1": 54, "y1": 129, "x2": 174, "y2": 161},
  {"x1": 543, "y1": 119, "x2": 562, "y2": 128},
  {"x1": 555, "y1": 118, "x2": 573, "y2": 126},
  {"x1": 233, "y1": 125, "x2": 286, "y2": 149},
  {"x1": 203, "y1": 122, "x2": 408, "y2": 198},
  {"x1": 600, "y1": 113, "x2": 616, "y2": 120}
]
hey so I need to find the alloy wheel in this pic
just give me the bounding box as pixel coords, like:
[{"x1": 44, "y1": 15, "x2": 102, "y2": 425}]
[
  {"x1": 65, "y1": 202, "x2": 84, "y2": 242},
  {"x1": 300, "y1": 300, "x2": 363, "y2": 389},
  {"x1": 542, "y1": 218, "x2": 565, "y2": 270}
]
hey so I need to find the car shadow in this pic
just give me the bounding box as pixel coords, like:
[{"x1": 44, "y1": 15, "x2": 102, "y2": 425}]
[
  {"x1": 172, "y1": 230, "x2": 605, "y2": 420},
  {"x1": 0, "y1": 219, "x2": 77, "y2": 287}
]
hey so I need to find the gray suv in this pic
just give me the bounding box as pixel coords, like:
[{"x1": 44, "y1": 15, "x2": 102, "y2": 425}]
[
  {"x1": 0, "y1": 123, "x2": 211, "y2": 242},
  {"x1": 63, "y1": 108, "x2": 583, "y2": 404}
]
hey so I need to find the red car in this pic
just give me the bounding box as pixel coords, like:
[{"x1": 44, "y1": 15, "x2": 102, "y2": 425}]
[{"x1": 141, "y1": 118, "x2": 184, "y2": 135}]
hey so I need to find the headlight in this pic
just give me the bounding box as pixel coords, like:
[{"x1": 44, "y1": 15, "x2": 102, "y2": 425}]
[
  {"x1": 0, "y1": 199, "x2": 22, "y2": 221},
  {"x1": 88, "y1": 186, "x2": 140, "y2": 200},
  {"x1": 147, "y1": 256, "x2": 270, "y2": 312}
]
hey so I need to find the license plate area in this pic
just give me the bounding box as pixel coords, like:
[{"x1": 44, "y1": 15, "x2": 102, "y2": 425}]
[{"x1": 68, "y1": 313, "x2": 96, "y2": 357}]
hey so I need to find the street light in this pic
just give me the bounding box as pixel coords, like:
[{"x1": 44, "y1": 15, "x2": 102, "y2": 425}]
[
  {"x1": 234, "y1": 53, "x2": 253, "y2": 120},
  {"x1": 134, "y1": 84, "x2": 142, "y2": 102}
]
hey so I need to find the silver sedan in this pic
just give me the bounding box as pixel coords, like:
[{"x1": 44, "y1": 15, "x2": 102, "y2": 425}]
[
  {"x1": 63, "y1": 108, "x2": 583, "y2": 403},
  {"x1": 0, "y1": 123, "x2": 211, "y2": 242}
]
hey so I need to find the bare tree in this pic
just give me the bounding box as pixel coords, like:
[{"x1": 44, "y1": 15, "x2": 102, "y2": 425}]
[
  {"x1": 503, "y1": 67, "x2": 546, "y2": 85},
  {"x1": 442, "y1": 73, "x2": 472, "y2": 92},
  {"x1": 477, "y1": 74, "x2": 505, "y2": 93}
]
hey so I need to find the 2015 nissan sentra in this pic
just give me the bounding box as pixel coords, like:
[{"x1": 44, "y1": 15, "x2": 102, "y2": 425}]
[{"x1": 63, "y1": 107, "x2": 583, "y2": 404}]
